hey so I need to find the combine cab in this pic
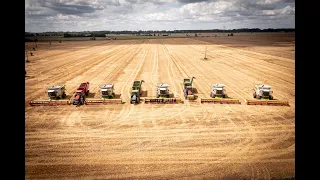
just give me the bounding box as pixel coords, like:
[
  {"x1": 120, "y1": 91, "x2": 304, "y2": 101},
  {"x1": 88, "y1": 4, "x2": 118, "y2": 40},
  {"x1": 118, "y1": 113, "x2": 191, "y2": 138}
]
[
  {"x1": 29, "y1": 85, "x2": 70, "y2": 106},
  {"x1": 200, "y1": 84, "x2": 240, "y2": 104},
  {"x1": 144, "y1": 84, "x2": 182, "y2": 104},
  {"x1": 156, "y1": 84, "x2": 170, "y2": 98},
  {"x1": 245, "y1": 84, "x2": 289, "y2": 106},
  {"x1": 85, "y1": 84, "x2": 123, "y2": 104},
  {"x1": 72, "y1": 82, "x2": 89, "y2": 105},
  {"x1": 130, "y1": 80, "x2": 144, "y2": 104},
  {"x1": 183, "y1": 76, "x2": 196, "y2": 100}
]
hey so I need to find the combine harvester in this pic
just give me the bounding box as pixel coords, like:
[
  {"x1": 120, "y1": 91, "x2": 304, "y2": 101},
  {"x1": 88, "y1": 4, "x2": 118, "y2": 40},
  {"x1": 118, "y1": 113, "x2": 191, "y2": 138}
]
[
  {"x1": 85, "y1": 84, "x2": 123, "y2": 105},
  {"x1": 72, "y1": 82, "x2": 90, "y2": 105},
  {"x1": 183, "y1": 76, "x2": 196, "y2": 100},
  {"x1": 29, "y1": 85, "x2": 70, "y2": 106},
  {"x1": 144, "y1": 83, "x2": 183, "y2": 104},
  {"x1": 130, "y1": 80, "x2": 144, "y2": 104},
  {"x1": 245, "y1": 84, "x2": 289, "y2": 106},
  {"x1": 200, "y1": 83, "x2": 241, "y2": 104}
]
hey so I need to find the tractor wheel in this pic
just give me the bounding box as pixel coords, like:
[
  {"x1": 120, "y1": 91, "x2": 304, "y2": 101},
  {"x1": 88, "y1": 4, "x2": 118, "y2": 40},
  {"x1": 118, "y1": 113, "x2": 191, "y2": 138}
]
[
  {"x1": 137, "y1": 98, "x2": 139, "y2": 104},
  {"x1": 62, "y1": 93, "x2": 66, "y2": 98},
  {"x1": 257, "y1": 95, "x2": 261, "y2": 100},
  {"x1": 56, "y1": 96, "x2": 60, "y2": 100},
  {"x1": 210, "y1": 92, "x2": 213, "y2": 98},
  {"x1": 86, "y1": 90, "x2": 89, "y2": 96},
  {"x1": 269, "y1": 96, "x2": 273, "y2": 100},
  {"x1": 212, "y1": 95, "x2": 215, "y2": 98},
  {"x1": 157, "y1": 94, "x2": 160, "y2": 98},
  {"x1": 253, "y1": 92, "x2": 256, "y2": 98},
  {"x1": 222, "y1": 95, "x2": 226, "y2": 98},
  {"x1": 166, "y1": 94, "x2": 170, "y2": 98}
]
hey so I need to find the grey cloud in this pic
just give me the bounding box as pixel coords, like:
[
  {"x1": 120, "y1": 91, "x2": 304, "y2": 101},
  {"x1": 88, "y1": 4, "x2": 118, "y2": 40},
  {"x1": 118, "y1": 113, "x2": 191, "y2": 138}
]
[
  {"x1": 26, "y1": 0, "x2": 295, "y2": 32},
  {"x1": 125, "y1": 0, "x2": 167, "y2": 5},
  {"x1": 283, "y1": 0, "x2": 295, "y2": 3},
  {"x1": 45, "y1": 2, "x2": 103, "y2": 15},
  {"x1": 177, "y1": 0, "x2": 209, "y2": 3}
]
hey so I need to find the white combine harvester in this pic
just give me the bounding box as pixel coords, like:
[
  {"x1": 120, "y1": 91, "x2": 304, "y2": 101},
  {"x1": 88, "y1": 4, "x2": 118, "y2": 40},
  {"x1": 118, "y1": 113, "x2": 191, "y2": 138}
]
[
  {"x1": 100, "y1": 84, "x2": 116, "y2": 99},
  {"x1": 29, "y1": 85, "x2": 70, "y2": 106},
  {"x1": 85, "y1": 83, "x2": 123, "y2": 104},
  {"x1": 156, "y1": 83, "x2": 170, "y2": 98},
  {"x1": 200, "y1": 83, "x2": 240, "y2": 104},
  {"x1": 245, "y1": 84, "x2": 289, "y2": 106},
  {"x1": 210, "y1": 83, "x2": 227, "y2": 98},
  {"x1": 144, "y1": 83, "x2": 182, "y2": 104},
  {"x1": 253, "y1": 84, "x2": 273, "y2": 100}
]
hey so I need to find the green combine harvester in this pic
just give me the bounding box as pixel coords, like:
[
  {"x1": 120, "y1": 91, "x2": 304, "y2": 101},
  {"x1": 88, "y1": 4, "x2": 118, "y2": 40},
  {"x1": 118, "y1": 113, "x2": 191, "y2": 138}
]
[
  {"x1": 183, "y1": 76, "x2": 195, "y2": 100},
  {"x1": 130, "y1": 80, "x2": 144, "y2": 104}
]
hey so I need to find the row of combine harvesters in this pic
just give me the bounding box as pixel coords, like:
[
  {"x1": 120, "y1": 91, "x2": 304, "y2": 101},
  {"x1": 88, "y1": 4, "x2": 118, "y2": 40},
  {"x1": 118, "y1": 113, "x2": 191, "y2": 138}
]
[{"x1": 29, "y1": 77, "x2": 289, "y2": 106}]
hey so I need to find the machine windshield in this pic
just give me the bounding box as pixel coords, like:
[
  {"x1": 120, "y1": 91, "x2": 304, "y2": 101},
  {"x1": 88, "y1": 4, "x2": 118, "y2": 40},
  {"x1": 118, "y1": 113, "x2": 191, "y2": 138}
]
[
  {"x1": 102, "y1": 90, "x2": 109, "y2": 95},
  {"x1": 160, "y1": 90, "x2": 166, "y2": 94},
  {"x1": 216, "y1": 90, "x2": 223, "y2": 94},
  {"x1": 48, "y1": 92, "x2": 56, "y2": 97}
]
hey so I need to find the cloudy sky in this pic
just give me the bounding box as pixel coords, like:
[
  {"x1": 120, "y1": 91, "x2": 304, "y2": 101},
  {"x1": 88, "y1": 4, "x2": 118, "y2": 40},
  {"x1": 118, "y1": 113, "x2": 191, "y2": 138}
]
[{"x1": 25, "y1": 0, "x2": 295, "y2": 32}]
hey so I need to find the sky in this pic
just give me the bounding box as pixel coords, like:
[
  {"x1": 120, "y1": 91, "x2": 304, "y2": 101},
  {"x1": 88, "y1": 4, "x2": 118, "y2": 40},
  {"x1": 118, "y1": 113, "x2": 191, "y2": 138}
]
[{"x1": 25, "y1": 0, "x2": 295, "y2": 32}]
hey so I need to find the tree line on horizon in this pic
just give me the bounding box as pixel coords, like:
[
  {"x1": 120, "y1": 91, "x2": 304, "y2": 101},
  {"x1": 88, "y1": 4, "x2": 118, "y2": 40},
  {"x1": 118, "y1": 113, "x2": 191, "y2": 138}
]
[{"x1": 25, "y1": 28, "x2": 294, "y2": 37}]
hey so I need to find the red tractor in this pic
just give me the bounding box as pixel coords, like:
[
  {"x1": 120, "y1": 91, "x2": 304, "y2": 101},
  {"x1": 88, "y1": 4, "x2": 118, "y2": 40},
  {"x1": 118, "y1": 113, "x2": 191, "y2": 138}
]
[{"x1": 73, "y1": 82, "x2": 90, "y2": 105}]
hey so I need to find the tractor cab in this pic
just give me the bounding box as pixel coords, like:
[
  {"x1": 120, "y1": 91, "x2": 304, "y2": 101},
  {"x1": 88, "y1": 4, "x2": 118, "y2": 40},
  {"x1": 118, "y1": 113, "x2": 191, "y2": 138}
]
[
  {"x1": 185, "y1": 86, "x2": 193, "y2": 94},
  {"x1": 73, "y1": 90, "x2": 85, "y2": 105},
  {"x1": 130, "y1": 90, "x2": 140, "y2": 104}
]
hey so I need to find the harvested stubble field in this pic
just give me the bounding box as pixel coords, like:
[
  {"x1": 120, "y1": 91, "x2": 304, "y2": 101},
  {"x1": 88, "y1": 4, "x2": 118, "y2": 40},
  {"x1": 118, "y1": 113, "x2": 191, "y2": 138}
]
[{"x1": 25, "y1": 32, "x2": 295, "y2": 179}]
